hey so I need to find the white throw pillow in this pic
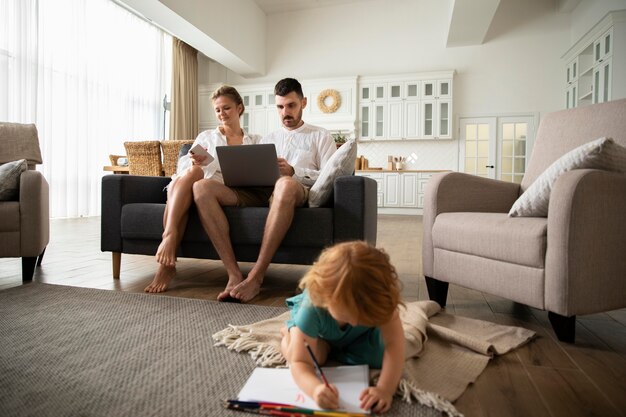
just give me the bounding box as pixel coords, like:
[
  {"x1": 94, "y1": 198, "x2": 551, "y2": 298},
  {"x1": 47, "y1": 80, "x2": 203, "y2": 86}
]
[
  {"x1": 308, "y1": 140, "x2": 357, "y2": 208},
  {"x1": 0, "y1": 159, "x2": 27, "y2": 201},
  {"x1": 509, "y1": 137, "x2": 626, "y2": 217}
]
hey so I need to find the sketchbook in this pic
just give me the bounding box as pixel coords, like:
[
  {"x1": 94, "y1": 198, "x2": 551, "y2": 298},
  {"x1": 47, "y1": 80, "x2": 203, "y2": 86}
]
[{"x1": 237, "y1": 364, "x2": 370, "y2": 414}]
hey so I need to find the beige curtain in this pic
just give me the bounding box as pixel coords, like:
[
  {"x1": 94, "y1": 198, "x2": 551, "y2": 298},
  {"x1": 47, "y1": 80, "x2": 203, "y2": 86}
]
[{"x1": 170, "y1": 38, "x2": 198, "y2": 140}]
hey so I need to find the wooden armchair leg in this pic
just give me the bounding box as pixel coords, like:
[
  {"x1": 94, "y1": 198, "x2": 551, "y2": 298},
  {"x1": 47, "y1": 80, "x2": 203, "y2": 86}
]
[
  {"x1": 112, "y1": 252, "x2": 121, "y2": 279},
  {"x1": 425, "y1": 276, "x2": 449, "y2": 308},
  {"x1": 548, "y1": 312, "x2": 576, "y2": 343}
]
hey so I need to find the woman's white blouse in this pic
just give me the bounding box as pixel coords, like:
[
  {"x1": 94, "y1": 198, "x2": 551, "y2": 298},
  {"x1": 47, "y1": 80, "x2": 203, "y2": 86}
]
[{"x1": 174, "y1": 129, "x2": 261, "y2": 183}]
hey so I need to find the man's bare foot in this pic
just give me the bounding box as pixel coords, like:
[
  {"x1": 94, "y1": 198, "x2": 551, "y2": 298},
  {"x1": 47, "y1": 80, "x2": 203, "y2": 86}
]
[
  {"x1": 217, "y1": 273, "x2": 244, "y2": 302},
  {"x1": 144, "y1": 265, "x2": 176, "y2": 293},
  {"x1": 155, "y1": 235, "x2": 177, "y2": 267},
  {"x1": 230, "y1": 275, "x2": 263, "y2": 303}
]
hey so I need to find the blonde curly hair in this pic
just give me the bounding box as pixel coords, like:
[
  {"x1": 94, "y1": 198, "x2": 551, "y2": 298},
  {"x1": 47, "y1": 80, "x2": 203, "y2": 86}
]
[{"x1": 299, "y1": 241, "x2": 403, "y2": 327}]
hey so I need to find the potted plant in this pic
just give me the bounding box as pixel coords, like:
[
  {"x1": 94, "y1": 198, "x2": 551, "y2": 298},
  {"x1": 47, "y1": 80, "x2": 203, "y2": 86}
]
[{"x1": 332, "y1": 131, "x2": 348, "y2": 148}]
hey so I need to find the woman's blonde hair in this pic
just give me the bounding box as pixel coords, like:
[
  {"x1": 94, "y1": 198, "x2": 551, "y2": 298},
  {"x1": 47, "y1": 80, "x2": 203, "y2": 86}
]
[
  {"x1": 211, "y1": 85, "x2": 245, "y2": 116},
  {"x1": 299, "y1": 241, "x2": 403, "y2": 327}
]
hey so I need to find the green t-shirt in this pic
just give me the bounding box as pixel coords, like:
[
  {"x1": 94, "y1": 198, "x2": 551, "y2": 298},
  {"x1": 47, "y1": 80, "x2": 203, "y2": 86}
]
[{"x1": 285, "y1": 290, "x2": 385, "y2": 369}]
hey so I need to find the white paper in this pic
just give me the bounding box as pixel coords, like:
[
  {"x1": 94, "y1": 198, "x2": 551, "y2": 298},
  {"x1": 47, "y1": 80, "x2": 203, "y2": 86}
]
[{"x1": 237, "y1": 365, "x2": 370, "y2": 414}]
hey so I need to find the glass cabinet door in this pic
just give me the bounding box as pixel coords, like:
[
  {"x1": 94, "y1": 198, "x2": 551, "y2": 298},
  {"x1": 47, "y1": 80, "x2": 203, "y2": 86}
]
[
  {"x1": 438, "y1": 80, "x2": 451, "y2": 98},
  {"x1": 360, "y1": 86, "x2": 371, "y2": 102},
  {"x1": 374, "y1": 104, "x2": 385, "y2": 138},
  {"x1": 389, "y1": 83, "x2": 402, "y2": 100},
  {"x1": 421, "y1": 81, "x2": 435, "y2": 98},
  {"x1": 360, "y1": 105, "x2": 371, "y2": 138},
  {"x1": 438, "y1": 100, "x2": 451, "y2": 138},
  {"x1": 405, "y1": 82, "x2": 419, "y2": 99},
  {"x1": 421, "y1": 101, "x2": 435, "y2": 138}
]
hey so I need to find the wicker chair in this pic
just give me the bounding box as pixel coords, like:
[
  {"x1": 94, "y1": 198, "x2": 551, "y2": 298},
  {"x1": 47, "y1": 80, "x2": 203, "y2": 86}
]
[
  {"x1": 160, "y1": 140, "x2": 194, "y2": 177},
  {"x1": 123, "y1": 140, "x2": 163, "y2": 176}
]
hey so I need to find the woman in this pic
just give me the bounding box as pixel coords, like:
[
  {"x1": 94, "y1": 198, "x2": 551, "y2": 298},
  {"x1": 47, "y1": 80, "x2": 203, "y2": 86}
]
[{"x1": 145, "y1": 85, "x2": 260, "y2": 293}]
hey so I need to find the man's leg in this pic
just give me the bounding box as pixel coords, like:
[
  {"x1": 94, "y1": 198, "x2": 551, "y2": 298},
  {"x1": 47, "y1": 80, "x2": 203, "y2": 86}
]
[
  {"x1": 146, "y1": 167, "x2": 203, "y2": 293},
  {"x1": 230, "y1": 177, "x2": 306, "y2": 302},
  {"x1": 192, "y1": 179, "x2": 242, "y2": 301}
]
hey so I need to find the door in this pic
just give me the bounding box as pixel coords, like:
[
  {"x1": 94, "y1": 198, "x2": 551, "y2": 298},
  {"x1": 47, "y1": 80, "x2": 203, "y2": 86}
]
[
  {"x1": 498, "y1": 117, "x2": 535, "y2": 184},
  {"x1": 459, "y1": 116, "x2": 536, "y2": 183},
  {"x1": 459, "y1": 118, "x2": 496, "y2": 179}
]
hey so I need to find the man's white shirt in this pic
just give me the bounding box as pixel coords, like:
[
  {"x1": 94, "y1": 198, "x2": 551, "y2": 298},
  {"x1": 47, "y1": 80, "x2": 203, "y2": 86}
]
[{"x1": 261, "y1": 122, "x2": 336, "y2": 187}]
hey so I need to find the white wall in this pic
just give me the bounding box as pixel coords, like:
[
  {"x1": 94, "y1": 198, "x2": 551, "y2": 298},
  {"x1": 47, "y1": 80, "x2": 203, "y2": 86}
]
[
  {"x1": 198, "y1": 0, "x2": 576, "y2": 170},
  {"x1": 570, "y1": 0, "x2": 626, "y2": 42}
]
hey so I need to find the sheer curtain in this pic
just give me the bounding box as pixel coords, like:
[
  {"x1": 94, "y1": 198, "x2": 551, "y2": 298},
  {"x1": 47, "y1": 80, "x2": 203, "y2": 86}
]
[{"x1": 1, "y1": 0, "x2": 172, "y2": 218}]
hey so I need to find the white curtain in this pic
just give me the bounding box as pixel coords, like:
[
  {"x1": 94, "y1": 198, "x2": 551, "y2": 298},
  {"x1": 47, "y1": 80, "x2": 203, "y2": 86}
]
[{"x1": 0, "y1": 0, "x2": 172, "y2": 218}]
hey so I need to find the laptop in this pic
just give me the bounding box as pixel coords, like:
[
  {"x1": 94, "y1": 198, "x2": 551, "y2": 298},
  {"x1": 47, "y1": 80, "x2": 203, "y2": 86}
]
[{"x1": 216, "y1": 143, "x2": 280, "y2": 187}]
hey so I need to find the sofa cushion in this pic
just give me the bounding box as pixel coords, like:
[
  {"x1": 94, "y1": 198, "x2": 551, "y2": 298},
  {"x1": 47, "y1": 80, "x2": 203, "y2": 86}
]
[
  {"x1": 510, "y1": 137, "x2": 626, "y2": 217},
  {"x1": 121, "y1": 203, "x2": 335, "y2": 247},
  {"x1": 308, "y1": 139, "x2": 357, "y2": 208},
  {"x1": 0, "y1": 159, "x2": 27, "y2": 201},
  {"x1": 432, "y1": 212, "x2": 547, "y2": 268}
]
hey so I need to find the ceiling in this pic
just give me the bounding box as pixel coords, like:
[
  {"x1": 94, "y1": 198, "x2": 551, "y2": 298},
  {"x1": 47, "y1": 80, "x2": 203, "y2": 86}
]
[{"x1": 253, "y1": 0, "x2": 366, "y2": 15}]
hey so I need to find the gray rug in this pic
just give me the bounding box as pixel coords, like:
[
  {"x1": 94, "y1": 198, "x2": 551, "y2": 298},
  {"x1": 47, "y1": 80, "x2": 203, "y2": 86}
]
[{"x1": 0, "y1": 283, "x2": 440, "y2": 417}]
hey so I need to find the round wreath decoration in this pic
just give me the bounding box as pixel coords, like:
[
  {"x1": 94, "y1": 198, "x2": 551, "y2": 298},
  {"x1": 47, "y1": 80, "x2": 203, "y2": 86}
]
[{"x1": 317, "y1": 89, "x2": 341, "y2": 114}]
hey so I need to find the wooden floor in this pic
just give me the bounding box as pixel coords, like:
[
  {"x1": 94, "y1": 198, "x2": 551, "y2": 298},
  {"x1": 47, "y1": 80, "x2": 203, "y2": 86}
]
[{"x1": 1, "y1": 215, "x2": 624, "y2": 417}]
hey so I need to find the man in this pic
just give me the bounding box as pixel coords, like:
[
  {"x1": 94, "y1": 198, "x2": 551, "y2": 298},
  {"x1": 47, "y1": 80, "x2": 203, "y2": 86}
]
[{"x1": 192, "y1": 78, "x2": 336, "y2": 302}]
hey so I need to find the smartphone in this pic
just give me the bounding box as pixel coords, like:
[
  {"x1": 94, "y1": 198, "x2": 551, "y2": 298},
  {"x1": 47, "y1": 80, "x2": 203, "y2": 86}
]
[{"x1": 190, "y1": 143, "x2": 214, "y2": 163}]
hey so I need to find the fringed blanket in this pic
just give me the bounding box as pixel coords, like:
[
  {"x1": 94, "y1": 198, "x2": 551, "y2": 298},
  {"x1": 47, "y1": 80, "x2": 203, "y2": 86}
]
[{"x1": 213, "y1": 301, "x2": 535, "y2": 417}]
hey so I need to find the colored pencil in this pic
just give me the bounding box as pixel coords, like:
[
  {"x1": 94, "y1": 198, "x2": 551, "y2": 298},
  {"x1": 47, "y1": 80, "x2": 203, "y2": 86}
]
[{"x1": 304, "y1": 342, "x2": 330, "y2": 387}]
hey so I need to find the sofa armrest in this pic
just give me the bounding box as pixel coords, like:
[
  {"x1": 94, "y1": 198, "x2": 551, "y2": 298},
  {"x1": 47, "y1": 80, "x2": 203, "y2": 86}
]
[
  {"x1": 333, "y1": 175, "x2": 378, "y2": 244},
  {"x1": 545, "y1": 169, "x2": 626, "y2": 316},
  {"x1": 101, "y1": 175, "x2": 171, "y2": 252},
  {"x1": 19, "y1": 170, "x2": 49, "y2": 256},
  {"x1": 422, "y1": 172, "x2": 520, "y2": 277}
]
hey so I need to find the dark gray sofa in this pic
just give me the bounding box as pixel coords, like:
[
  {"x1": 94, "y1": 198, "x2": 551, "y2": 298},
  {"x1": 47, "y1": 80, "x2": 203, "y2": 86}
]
[{"x1": 101, "y1": 174, "x2": 378, "y2": 278}]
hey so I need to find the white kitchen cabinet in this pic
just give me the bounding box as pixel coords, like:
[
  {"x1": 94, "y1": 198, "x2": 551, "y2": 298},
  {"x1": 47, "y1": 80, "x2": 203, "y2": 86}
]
[
  {"x1": 356, "y1": 172, "x2": 384, "y2": 207},
  {"x1": 384, "y1": 172, "x2": 418, "y2": 208},
  {"x1": 421, "y1": 99, "x2": 451, "y2": 139},
  {"x1": 563, "y1": 11, "x2": 625, "y2": 109},
  {"x1": 358, "y1": 72, "x2": 454, "y2": 141},
  {"x1": 356, "y1": 171, "x2": 441, "y2": 211}
]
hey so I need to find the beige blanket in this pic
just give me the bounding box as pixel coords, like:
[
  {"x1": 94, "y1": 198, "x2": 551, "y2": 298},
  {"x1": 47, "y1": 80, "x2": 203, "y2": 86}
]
[{"x1": 212, "y1": 301, "x2": 535, "y2": 417}]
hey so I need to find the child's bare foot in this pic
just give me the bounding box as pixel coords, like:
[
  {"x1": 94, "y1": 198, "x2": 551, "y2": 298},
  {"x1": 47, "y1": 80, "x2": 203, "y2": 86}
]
[
  {"x1": 230, "y1": 275, "x2": 263, "y2": 303},
  {"x1": 144, "y1": 265, "x2": 176, "y2": 293},
  {"x1": 155, "y1": 235, "x2": 177, "y2": 267},
  {"x1": 217, "y1": 273, "x2": 244, "y2": 302}
]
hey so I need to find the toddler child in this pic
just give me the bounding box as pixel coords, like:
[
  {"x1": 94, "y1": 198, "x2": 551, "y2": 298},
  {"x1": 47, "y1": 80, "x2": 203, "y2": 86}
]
[{"x1": 280, "y1": 241, "x2": 405, "y2": 414}]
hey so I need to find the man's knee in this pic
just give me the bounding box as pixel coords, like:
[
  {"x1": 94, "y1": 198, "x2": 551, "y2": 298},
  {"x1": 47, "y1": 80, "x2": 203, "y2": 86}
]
[{"x1": 273, "y1": 177, "x2": 301, "y2": 206}]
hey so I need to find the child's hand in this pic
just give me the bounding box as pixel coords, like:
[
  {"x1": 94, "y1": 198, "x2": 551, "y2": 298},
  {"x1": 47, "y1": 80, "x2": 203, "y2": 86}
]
[
  {"x1": 313, "y1": 383, "x2": 339, "y2": 410},
  {"x1": 359, "y1": 386, "x2": 394, "y2": 413}
]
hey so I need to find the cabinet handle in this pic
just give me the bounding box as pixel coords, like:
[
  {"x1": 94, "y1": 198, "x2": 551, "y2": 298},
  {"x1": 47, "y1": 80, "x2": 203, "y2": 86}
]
[{"x1": 486, "y1": 165, "x2": 495, "y2": 168}]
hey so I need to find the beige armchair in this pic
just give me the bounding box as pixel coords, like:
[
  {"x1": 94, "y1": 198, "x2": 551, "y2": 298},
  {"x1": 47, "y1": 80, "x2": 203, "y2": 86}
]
[
  {"x1": 422, "y1": 99, "x2": 626, "y2": 343},
  {"x1": 0, "y1": 123, "x2": 49, "y2": 281}
]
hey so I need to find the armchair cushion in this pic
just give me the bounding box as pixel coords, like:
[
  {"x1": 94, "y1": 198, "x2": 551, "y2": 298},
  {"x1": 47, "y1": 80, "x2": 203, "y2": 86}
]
[
  {"x1": 509, "y1": 137, "x2": 626, "y2": 217},
  {"x1": 433, "y1": 213, "x2": 547, "y2": 268},
  {"x1": 0, "y1": 159, "x2": 27, "y2": 200},
  {"x1": 0, "y1": 123, "x2": 42, "y2": 167},
  {"x1": 308, "y1": 140, "x2": 357, "y2": 208}
]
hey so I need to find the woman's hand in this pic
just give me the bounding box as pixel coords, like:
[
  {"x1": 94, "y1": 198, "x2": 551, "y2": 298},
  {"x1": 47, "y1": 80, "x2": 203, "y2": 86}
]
[
  {"x1": 359, "y1": 386, "x2": 394, "y2": 413},
  {"x1": 189, "y1": 151, "x2": 209, "y2": 166},
  {"x1": 277, "y1": 157, "x2": 294, "y2": 176},
  {"x1": 313, "y1": 383, "x2": 339, "y2": 410}
]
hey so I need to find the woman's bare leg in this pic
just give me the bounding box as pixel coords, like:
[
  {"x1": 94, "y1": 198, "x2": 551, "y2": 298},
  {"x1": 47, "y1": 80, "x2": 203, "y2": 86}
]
[{"x1": 145, "y1": 166, "x2": 204, "y2": 293}]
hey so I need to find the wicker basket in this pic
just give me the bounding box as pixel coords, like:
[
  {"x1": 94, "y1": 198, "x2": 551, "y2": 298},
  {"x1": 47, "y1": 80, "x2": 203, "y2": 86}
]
[
  {"x1": 160, "y1": 140, "x2": 194, "y2": 177},
  {"x1": 123, "y1": 140, "x2": 163, "y2": 176}
]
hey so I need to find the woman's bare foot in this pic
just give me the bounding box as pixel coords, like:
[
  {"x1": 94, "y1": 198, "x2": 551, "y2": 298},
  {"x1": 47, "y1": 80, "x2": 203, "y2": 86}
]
[
  {"x1": 217, "y1": 273, "x2": 244, "y2": 302},
  {"x1": 155, "y1": 235, "x2": 177, "y2": 267},
  {"x1": 144, "y1": 264, "x2": 176, "y2": 293},
  {"x1": 230, "y1": 275, "x2": 263, "y2": 303}
]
